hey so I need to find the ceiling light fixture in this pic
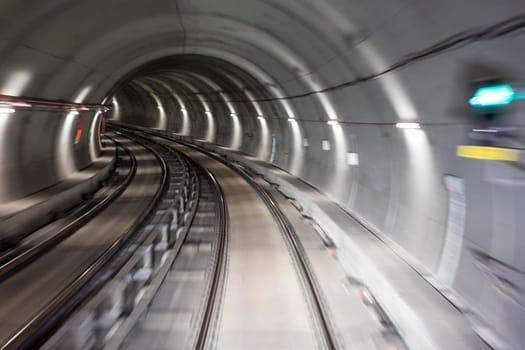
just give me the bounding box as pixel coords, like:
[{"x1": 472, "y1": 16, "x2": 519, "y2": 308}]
[{"x1": 395, "y1": 122, "x2": 420, "y2": 129}]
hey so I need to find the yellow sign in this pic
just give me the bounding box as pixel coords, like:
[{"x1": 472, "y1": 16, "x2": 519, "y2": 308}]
[{"x1": 457, "y1": 145, "x2": 520, "y2": 161}]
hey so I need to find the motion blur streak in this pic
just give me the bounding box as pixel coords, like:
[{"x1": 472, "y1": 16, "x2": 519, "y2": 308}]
[{"x1": 1, "y1": 1, "x2": 525, "y2": 349}]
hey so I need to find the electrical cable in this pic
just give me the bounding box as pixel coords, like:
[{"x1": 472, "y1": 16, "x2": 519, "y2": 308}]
[{"x1": 159, "y1": 13, "x2": 525, "y2": 103}]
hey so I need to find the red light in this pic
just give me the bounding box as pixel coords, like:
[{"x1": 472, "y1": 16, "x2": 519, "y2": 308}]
[{"x1": 75, "y1": 112, "x2": 86, "y2": 143}]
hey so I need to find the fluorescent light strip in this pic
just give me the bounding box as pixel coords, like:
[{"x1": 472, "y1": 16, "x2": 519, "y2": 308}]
[
  {"x1": 327, "y1": 120, "x2": 339, "y2": 125},
  {"x1": 288, "y1": 118, "x2": 296, "y2": 123},
  {"x1": 0, "y1": 107, "x2": 15, "y2": 114},
  {"x1": 472, "y1": 128, "x2": 497, "y2": 133},
  {"x1": 395, "y1": 122, "x2": 420, "y2": 129},
  {"x1": 0, "y1": 101, "x2": 108, "y2": 112},
  {"x1": 1, "y1": 102, "x2": 32, "y2": 108}
]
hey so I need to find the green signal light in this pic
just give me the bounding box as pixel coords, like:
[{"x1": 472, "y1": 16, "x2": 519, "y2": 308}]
[{"x1": 469, "y1": 84, "x2": 515, "y2": 107}]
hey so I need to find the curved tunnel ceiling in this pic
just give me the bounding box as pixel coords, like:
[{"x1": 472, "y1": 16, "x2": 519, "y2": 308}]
[{"x1": 2, "y1": 1, "x2": 525, "y2": 348}]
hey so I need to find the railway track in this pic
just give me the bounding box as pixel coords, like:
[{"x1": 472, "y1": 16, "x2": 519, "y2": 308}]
[
  {"x1": 36, "y1": 130, "x2": 202, "y2": 350},
  {"x1": 0, "y1": 136, "x2": 136, "y2": 282},
  {"x1": 114, "y1": 125, "x2": 338, "y2": 350},
  {"x1": 232, "y1": 164, "x2": 338, "y2": 350},
  {"x1": 0, "y1": 133, "x2": 168, "y2": 349},
  {"x1": 193, "y1": 155, "x2": 229, "y2": 350}
]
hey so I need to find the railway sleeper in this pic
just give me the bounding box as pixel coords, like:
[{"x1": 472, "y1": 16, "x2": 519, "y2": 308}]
[
  {"x1": 42, "y1": 137, "x2": 200, "y2": 350},
  {"x1": 94, "y1": 281, "x2": 125, "y2": 348}
]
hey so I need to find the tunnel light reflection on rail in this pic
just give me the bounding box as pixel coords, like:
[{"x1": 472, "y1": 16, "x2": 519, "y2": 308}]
[
  {"x1": 288, "y1": 118, "x2": 296, "y2": 123},
  {"x1": 360, "y1": 288, "x2": 375, "y2": 306},
  {"x1": 327, "y1": 120, "x2": 339, "y2": 126},
  {"x1": 257, "y1": 115, "x2": 264, "y2": 121},
  {"x1": 395, "y1": 122, "x2": 420, "y2": 129}
]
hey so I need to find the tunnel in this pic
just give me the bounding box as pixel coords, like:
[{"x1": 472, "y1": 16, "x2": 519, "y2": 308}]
[{"x1": 1, "y1": 1, "x2": 525, "y2": 349}]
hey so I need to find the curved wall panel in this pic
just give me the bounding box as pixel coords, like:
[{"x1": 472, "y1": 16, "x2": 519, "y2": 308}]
[{"x1": 1, "y1": 1, "x2": 524, "y2": 347}]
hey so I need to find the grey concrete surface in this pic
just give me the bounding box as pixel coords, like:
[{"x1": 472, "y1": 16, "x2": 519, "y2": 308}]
[
  {"x1": 123, "y1": 177, "x2": 217, "y2": 350},
  {"x1": 187, "y1": 140, "x2": 492, "y2": 350},
  {"x1": 252, "y1": 175, "x2": 406, "y2": 350},
  {"x1": 0, "y1": 135, "x2": 162, "y2": 346},
  {"x1": 0, "y1": 142, "x2": 115, "y2": 242},
  {"x1": 172, "y1": 144, "x2": 319, "y2": 350},
  {"x1": 1, "y1": 1, "x2": 525, "y2": 348}
]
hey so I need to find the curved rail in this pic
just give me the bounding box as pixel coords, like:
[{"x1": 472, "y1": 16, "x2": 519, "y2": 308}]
[
  {"x1": 40, "y1": 129, "x2": 204, "y2": 350},
  {"x1": 194, "y1": 165, "x2": 229, "y2": 350},
  {"x1": 0, "y1": 136, "x2": 135, "y2": 282},
  {"x1": 233, "y1": 165, "x2": 337, "y2": 350},
  {"x1": 1, "y1": 134, "x2": 168, "y2": 350},
  {"x1": 115, "y1": 124, "x2": 337, "y2": 350}
]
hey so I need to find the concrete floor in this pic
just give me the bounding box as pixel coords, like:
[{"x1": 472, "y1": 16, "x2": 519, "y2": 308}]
[{"x1": 122, "y1": 140, "x2": 412, "y2": 350}]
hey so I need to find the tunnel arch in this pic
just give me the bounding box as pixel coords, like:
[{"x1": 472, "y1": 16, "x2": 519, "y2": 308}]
[{"x1": 1, "y1": 2, "x2": 525, "y2": 348}]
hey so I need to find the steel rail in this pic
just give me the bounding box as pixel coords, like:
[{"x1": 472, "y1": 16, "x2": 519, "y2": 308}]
[
  {"x1": 233, "y1": 165, "x2": 337, "y2": 350},
  {"x1": 0, "y1": 134, "x2": 168, "y2": 350},
  {"x1": 0, "y1": 136, "x2": 134, "y2": 282},
  {"x1": 193, "y1": 160, "x2": 229, "y2": 350},
  {"x1": 116, "y1": 124, "x2": 336, "y2": 350}
]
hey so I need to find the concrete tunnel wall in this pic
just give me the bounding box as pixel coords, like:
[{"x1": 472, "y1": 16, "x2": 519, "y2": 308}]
[
  {"x1": 1, "y1": 0, "x2": 525, "y2": 347},
  {"x1": 0, "y1": 108, "x2": 102, "y2": 202}
]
